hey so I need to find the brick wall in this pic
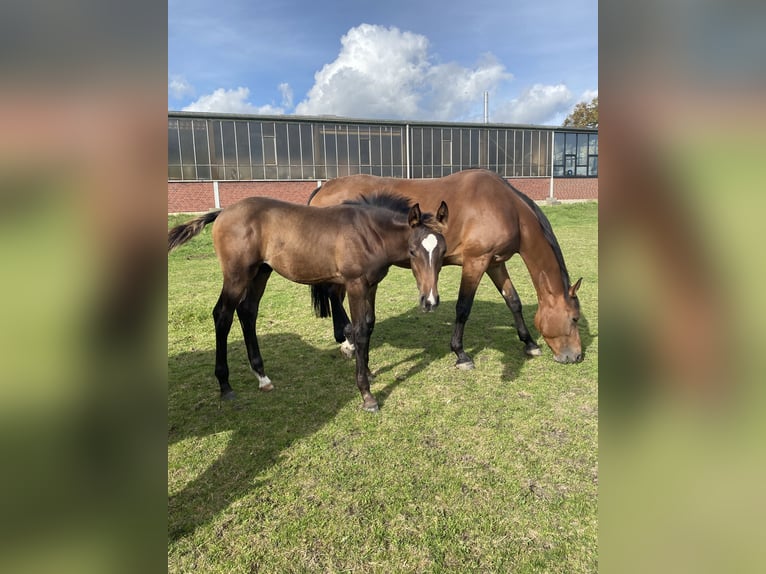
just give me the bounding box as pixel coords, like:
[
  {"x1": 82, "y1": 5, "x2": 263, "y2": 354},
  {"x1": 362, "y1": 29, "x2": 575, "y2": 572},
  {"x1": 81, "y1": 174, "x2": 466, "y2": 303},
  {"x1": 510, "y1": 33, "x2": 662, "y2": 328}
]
[
  {"x1": 168, "y1": 181, "x2": 217, "y2": 213},
  {"x1": 168, "y1": 177, "x2": 598, "y2": 213},
  {"x1": 507, "y1": 177, "x2": 599, "y2": 201},
  {"x1": 219, "y1": 181, "x2": 319, "y2": 207}
]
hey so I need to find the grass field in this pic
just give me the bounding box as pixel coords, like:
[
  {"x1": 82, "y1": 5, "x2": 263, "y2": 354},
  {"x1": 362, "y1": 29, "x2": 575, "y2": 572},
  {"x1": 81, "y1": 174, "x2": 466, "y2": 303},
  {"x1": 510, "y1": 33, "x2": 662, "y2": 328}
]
[{"x1": 168, "y1": 201, "x2": 598, "y2": 573}]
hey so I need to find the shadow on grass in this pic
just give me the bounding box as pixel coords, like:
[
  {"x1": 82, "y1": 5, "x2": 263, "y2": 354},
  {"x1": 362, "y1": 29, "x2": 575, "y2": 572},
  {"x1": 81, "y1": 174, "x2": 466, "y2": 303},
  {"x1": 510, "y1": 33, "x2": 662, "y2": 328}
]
[
  {"x1": 168, "y1": 324, "x2": 441, "y2": 541},
  {"x1": 168, "y1": 332, "x2": 354, "y2": 541},
  {"x1": 441, "y1": 298, "x2": 596, "y2": 378},
  {"x1": 168, "y1": 299, "x2": 594, "y2": 542},
  {"x1": 341, "y1": 297, "x2": 595, "y2": 383}
]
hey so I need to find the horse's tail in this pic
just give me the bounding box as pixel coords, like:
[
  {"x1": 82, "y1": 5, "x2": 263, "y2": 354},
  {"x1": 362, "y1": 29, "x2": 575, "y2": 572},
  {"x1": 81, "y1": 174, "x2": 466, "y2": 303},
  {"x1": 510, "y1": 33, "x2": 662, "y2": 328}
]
[
  {"x1": 311, "y1": 283, "x2": 333, "y2": 318},
  {"x1": 168, "y1": 210, "x2": 221, "y2": 252}
]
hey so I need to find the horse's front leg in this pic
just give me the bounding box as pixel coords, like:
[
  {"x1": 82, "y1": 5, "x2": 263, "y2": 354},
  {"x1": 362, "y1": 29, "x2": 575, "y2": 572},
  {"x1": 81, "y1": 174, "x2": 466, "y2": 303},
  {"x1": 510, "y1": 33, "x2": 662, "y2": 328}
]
[
  {"x1": 347, "y1": 284, "x2": 378, "y2": 412},
  {"x1": 451, "y1": 257, "x2": 492, "y2": 369},
  {"x1": 486, "y1": 263, "x2": 541, "y2": 357}
]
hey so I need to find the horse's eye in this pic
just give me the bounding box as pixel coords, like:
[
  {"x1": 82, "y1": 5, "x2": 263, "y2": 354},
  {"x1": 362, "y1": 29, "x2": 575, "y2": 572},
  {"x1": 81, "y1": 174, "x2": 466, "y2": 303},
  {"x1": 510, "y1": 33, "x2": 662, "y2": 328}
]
[
  {"x1": 572, "y1": 316, "x2": 579, "y2": 324},
  {"x1": 409, "y1": 249, "x2": 416, "y2": 257}
]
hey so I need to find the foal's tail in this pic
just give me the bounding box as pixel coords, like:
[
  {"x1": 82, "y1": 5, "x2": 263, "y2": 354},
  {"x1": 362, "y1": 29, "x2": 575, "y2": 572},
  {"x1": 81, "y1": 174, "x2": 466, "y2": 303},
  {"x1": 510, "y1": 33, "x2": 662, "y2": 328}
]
[
  {"x1": 311, "y1": 283, "x2": 333, "y2": 318},
  {"x1": 168, "y1": 210, "x2": 221, "y2": 252}
]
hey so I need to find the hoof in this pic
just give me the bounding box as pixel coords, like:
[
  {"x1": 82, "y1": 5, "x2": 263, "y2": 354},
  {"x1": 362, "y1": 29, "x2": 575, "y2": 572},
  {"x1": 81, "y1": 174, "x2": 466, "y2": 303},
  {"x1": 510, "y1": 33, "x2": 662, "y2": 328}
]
[
  {"x1": 256, "y1": 374, "x2": 274, "y2": 392},
  {"x1": 455, "y1": 360, "x2": 475, "y2": 371},
  {"x1": 362, "y1": 398, "x2": 379, "y2": 412},
  {"x1": 525, "y1": 343, "x2": 543, "y2": 357},
  {"x1": 220, "y1": 390, "x2": 237, "y2": 401},
  {"x1": 340, "y1": 340, "x2": 355, "y2": 359}
]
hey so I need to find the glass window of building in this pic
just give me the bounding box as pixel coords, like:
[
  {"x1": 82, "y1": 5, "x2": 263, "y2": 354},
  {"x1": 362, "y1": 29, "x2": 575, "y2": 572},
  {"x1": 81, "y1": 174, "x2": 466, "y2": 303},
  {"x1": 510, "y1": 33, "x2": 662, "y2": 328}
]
[{"x1": 168, "y1": 114, "x2": 596, "y2": 181}]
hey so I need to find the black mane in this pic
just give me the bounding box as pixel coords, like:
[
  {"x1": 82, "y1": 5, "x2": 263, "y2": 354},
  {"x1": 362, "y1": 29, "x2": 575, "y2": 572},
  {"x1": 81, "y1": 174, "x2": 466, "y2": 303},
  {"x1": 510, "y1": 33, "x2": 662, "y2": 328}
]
[
  {"x1": 503, "y1": 180, "x2": 573, "y2": 294},
  {"x1": 343, "y1": 192, "x2": 445, "y2": 233},
  {"x1": 342, "y1": 192, "x2": 412, "y2": 215}
]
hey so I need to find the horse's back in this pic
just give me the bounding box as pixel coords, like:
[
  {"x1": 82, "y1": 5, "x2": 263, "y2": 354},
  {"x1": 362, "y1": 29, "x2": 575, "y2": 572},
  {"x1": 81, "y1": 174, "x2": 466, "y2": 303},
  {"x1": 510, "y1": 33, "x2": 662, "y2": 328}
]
[
  {"x1": 311, "y1": 170, "x2": 525, "y2": 263},
  {"x1": 312, "y1": 169, "x2": 518, "y2": 212},
  {"x1": 212, "y1": 196, "x2": 345, "y2": 281},
  {"x1": 212, "y1": 195, "x2": 406, "y2": 284},
  {"x1": 309, "y1": 174, "x2": 402, "y2": 207}
]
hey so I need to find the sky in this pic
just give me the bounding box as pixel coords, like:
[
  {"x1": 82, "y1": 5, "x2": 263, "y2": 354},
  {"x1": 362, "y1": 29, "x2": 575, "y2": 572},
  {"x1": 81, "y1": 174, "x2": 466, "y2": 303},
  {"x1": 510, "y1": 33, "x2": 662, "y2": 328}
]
[{"x1": 168, "y1": 0, "x2": 597, "y2": 126}]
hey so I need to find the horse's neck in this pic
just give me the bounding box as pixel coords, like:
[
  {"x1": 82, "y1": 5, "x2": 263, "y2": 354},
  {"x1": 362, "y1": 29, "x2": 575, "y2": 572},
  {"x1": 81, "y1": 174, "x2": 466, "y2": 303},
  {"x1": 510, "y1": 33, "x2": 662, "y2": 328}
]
[
  {"x1": 374, "y1": 219, "x2": 410, "y2": 264},
  {"x1": 391, "y1": 223, "x2": 413, "y2": 263},
  {"x1": 517, "y1": 207, "x2": 567, "y2": 301}
]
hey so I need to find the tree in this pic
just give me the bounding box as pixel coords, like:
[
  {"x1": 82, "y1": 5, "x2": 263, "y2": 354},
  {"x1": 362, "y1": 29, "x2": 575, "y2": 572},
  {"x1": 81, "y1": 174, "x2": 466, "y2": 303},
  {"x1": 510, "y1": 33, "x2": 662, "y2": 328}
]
[{"x1": 563, "y1": 97, "x2": 598, "y2": 128}]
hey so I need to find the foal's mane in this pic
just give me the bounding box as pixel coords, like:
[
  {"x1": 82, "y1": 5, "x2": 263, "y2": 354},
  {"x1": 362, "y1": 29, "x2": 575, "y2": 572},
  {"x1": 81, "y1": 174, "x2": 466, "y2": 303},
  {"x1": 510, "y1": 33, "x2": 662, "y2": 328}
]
[
  {"x1": 342, "y1": 192, "x2": 446, "y2": 233},
  {"x1": 503, "y1": 180, "x2": 573, "y2": 294},
  {"x1": 343, "y1": 191, "x2": 411, "y2": 214}
]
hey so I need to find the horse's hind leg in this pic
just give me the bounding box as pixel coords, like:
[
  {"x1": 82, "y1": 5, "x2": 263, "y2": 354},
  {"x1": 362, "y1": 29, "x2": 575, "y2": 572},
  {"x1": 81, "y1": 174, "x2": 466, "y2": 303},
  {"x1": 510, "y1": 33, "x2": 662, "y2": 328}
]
[
  {"x1": 213, "y1": 280, "x2": 247, "y2": 400},
  {"x1": 330, "y1": 285, "x2": 355, "y2": 358},
  {"x1": 236, "y1": 265, "x2": 274, "y2": 391},
  {"x1": 486, "y1": 264, "x2": 542, "y2": 357}
]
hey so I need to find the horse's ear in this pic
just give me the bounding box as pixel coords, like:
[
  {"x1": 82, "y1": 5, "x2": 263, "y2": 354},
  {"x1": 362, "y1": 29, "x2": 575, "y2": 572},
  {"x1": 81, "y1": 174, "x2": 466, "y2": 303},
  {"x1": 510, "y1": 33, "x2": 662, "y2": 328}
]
[
  {"x1": 408, "y1": 203, "x2": 422, "y2": 227},
  {"x1": 436, "y1": 201, "x2": 449, "y2": 224},
  {"x1": 569, "y1": 277, "x2": 583, "y2": 298}
]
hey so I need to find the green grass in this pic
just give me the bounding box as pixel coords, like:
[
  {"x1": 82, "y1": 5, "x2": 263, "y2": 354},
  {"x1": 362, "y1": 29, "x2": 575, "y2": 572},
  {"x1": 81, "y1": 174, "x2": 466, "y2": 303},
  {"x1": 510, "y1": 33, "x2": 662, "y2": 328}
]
[{"x1": 168, "y1": 201, "x2": 598, "y2": 573}]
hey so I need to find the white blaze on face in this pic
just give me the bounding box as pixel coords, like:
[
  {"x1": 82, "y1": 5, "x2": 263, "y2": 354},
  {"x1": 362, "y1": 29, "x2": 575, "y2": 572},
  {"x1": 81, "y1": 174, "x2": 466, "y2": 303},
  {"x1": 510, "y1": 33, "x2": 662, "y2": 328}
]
[
  {"x1": 421, "y1": 233, "x2": 438, "y2": 267},
  {"x1": 420, "y1": 233, "x2": 439, "y2": 307}
]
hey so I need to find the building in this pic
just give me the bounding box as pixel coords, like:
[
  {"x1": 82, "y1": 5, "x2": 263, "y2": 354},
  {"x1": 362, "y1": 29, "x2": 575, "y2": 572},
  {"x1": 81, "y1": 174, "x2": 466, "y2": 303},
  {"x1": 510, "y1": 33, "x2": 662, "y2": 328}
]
[{"x1": 168, "y1": 111, "x2": 598, "y2": 213}]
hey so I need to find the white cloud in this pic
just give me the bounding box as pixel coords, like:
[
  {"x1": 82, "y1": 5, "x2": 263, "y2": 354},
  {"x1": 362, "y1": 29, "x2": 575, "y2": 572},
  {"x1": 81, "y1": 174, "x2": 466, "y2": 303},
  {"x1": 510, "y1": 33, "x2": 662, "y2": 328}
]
[
  {"x1": 295, "y1": 24, "x2": 429, "y2": 118},
  {"x1": 550, "y1": 88, "x2": 598, "y2": 126},
  {"x1": 175, "y1": 25, "x2": 585, "y2": 125},
  {"x1": 294, "y1": 24, "x2": 511, "y2": 121},
  {"x1": 278, "y1": 83, "x2": 293, "y2": 109},
  {"x1": 182, "y1": 87, "x2": 284, "y2": 115},
  {"x1": 424, "y1": 54, "x2": 513, "y2": 121},
  {"x1": 168, "y1": 75, "x2": 194, "y2": 100},
  {"x1": 493, "y1": 84, "x2": 574, "y2": 125}
]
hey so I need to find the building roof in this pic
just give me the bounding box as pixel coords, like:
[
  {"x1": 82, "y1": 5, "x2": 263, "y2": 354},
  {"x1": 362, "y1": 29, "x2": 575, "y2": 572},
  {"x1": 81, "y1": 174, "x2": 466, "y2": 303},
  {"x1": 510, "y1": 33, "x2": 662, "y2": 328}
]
[{"x1": 168, "y1": 110, "x2": 598, "y2": 133}]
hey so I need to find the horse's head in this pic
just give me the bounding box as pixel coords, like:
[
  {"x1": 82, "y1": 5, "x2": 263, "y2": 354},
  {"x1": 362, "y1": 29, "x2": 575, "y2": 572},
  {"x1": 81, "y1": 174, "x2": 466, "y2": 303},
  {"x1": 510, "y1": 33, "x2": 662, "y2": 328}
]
[
  {"x1": 534, "y1": 272, "x2": 583, "y2": 363},
  {"x1": 407, "y1": 201, "x2": 448, "y2": 312}
]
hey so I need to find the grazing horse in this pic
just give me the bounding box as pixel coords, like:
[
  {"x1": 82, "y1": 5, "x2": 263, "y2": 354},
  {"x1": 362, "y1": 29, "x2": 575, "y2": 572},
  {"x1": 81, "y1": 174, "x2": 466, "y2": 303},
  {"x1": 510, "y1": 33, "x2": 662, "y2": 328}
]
[
  {"x1": 308, "y1": 169, "x2": 583, "y2": 367},
  {"x1": 168, "y1": 194, "x2": 448, "y2": 412}
]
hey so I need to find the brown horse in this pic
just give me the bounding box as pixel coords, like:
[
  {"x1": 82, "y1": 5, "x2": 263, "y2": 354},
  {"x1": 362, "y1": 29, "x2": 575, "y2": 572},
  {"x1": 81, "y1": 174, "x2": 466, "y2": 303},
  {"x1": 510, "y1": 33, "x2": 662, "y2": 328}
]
[
  {"x1": 168, "y1": 194, "x2": 448, "y2": 412},
  {"x1": 308, "y1": 169, "x2": 582, "y2": 367}
]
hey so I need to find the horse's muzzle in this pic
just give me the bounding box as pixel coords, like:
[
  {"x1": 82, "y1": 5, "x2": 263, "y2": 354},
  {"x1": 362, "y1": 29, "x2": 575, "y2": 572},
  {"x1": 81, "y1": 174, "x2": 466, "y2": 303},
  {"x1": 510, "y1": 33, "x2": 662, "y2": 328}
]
[
  {"x1": 420, "y1": 294, "x2": 439, "y2": 312},
  {"x1": 554, "y1": 351, "x2": 583, "y2": 364}
]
